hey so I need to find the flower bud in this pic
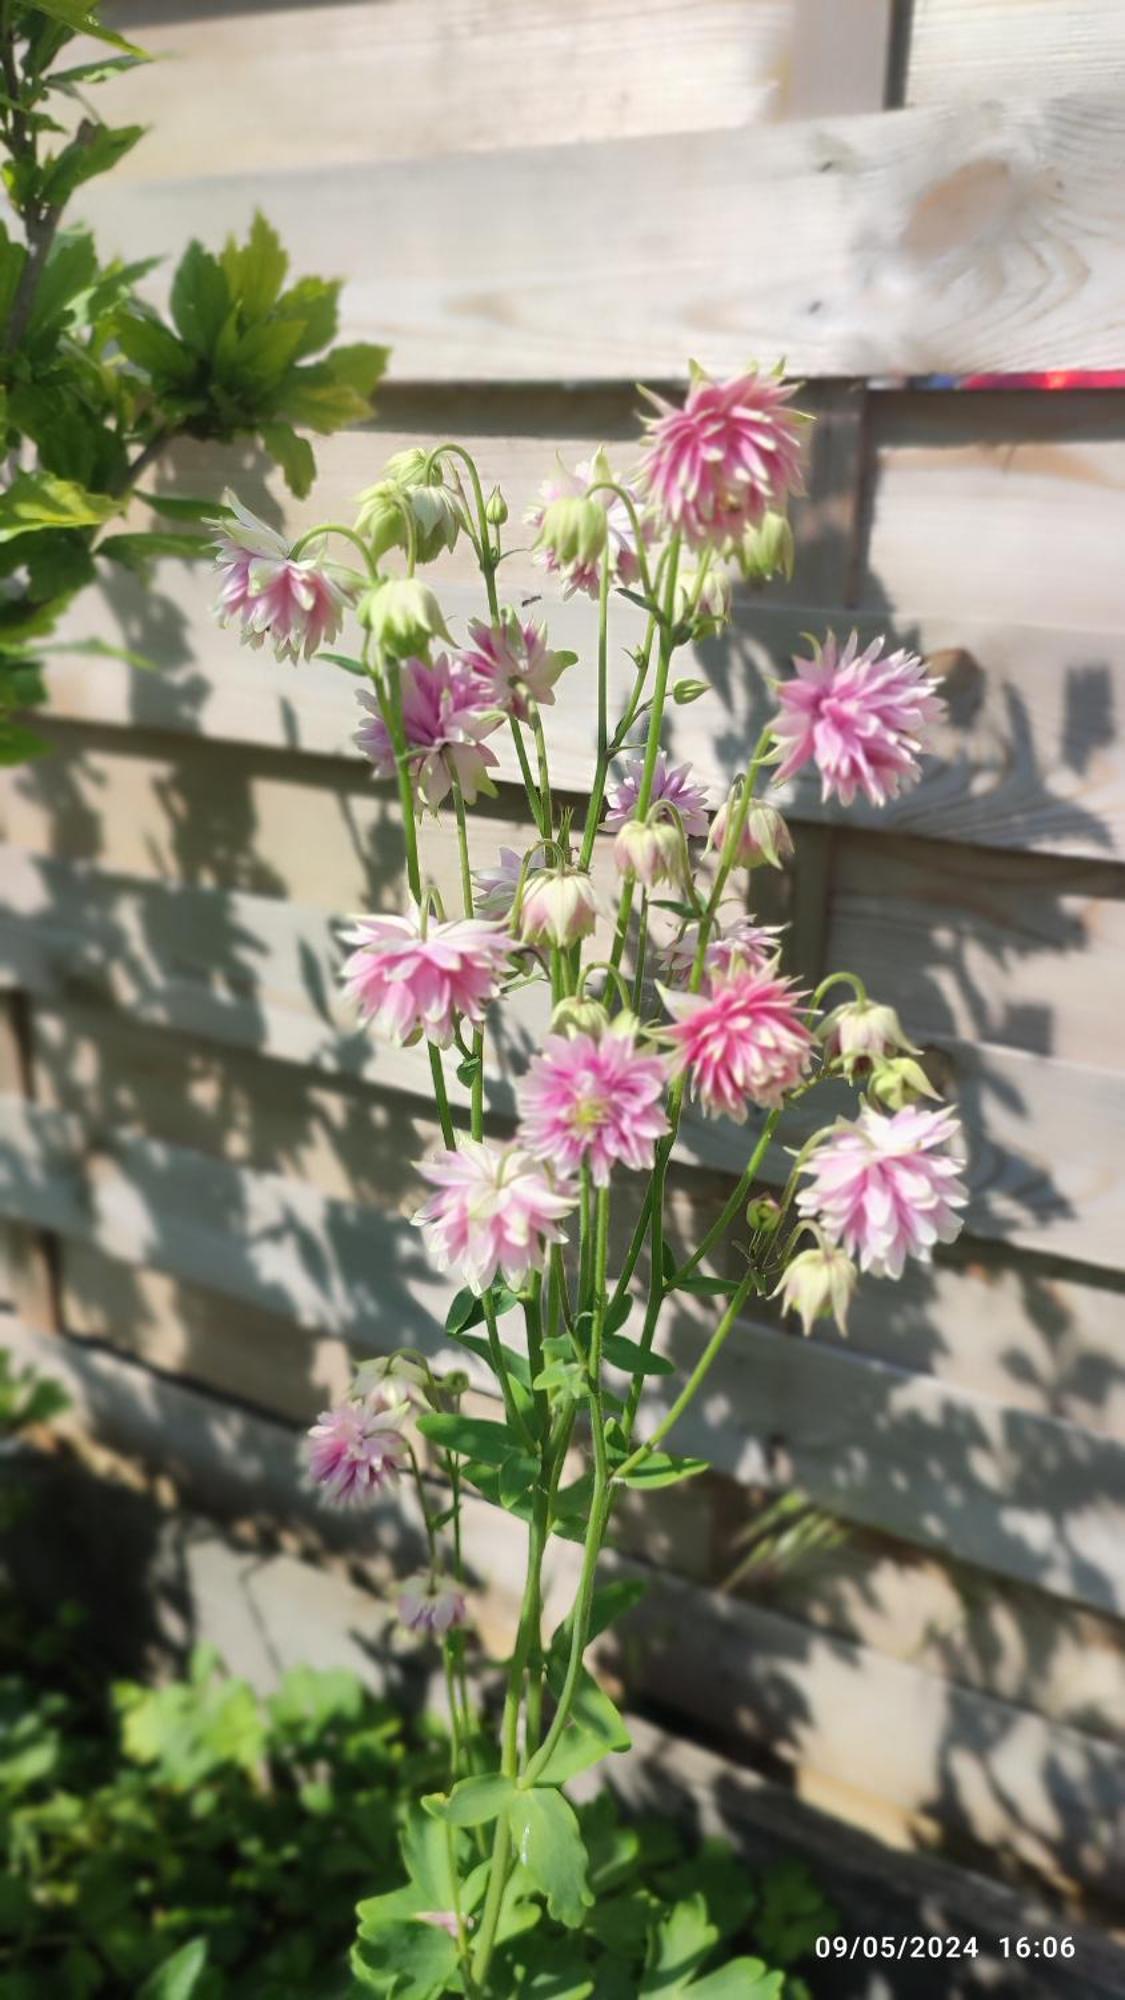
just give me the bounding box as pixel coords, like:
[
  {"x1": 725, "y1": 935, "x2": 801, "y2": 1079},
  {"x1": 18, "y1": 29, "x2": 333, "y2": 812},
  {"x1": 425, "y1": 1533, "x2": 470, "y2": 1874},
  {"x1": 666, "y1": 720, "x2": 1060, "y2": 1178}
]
[
  {"x1": 612, "y1": 814, "x2": 685, "y2": 889},
  {"x1": 352, "y1": 1354, "x2": 429, "y2": 1397},
  {"x1": 736, "y1": 509, "x2": 794, "y2": 586},
  {"x1": 773, "y1": 1243, "x2": 857, "y2": 1337},
  {"x1": 485, "y1": 484, "x2": 509, "y2": 526},
  {"x1": 709, "y1": 789, "x2": 793, "y2": 870},
  {"x1": 533, "y1": 494, "x2": 608, "y2": 571},
  {"x1": 396, "y1": 1572, "x2": 470, "y2": 1637},
  {"x1": 518, "y1": 866, "x2": 599, "y2": 947},
  {"x1": 672, "y1": 678, "x2": 711, "y2": 706},
  {"x1": 674, "y1": 565, "x2": 732, "y2": 638},
  {"x1": 745, "y1": 1193, "x2": 782, "y2": 1234},
  {"x1": 356, "y1": 451, "x2": 461, "y2": 566},
  {"x1": 360, "y1": 577, "x2": 451, "y2": 656},
  {"x1": 866, "y1": 1054, "x2": 939, "y2": 1110},
  {"x1": 551, "y1": 994, "x2": 610, "y2": 1037},
  {"x1": 820, "y1": 998, "x2": 919, "y2": 1075}
]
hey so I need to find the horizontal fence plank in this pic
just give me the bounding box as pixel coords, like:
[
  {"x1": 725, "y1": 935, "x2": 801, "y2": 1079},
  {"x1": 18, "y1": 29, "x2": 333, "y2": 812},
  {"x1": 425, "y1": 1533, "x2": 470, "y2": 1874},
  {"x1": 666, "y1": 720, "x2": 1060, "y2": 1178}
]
[
  {"x1": 6, "y1": 1316, "x2": 1122, "y2": 1901},
  {"x1": 907, "y1": 0, "x2": 1125, "y2": 105},
  {"x1": 76, "y1": 94, "x2": 1125, "y2": 377},
  {"x1": 89, "y1": 1, "x2": 793, "y2": 177},
  {"x1": 1, "y1": 1092, "x2": 1122, "y2": 1613},
  {"x1": 3, "y1": 847, "x2": 1124, "y2": 1269}
]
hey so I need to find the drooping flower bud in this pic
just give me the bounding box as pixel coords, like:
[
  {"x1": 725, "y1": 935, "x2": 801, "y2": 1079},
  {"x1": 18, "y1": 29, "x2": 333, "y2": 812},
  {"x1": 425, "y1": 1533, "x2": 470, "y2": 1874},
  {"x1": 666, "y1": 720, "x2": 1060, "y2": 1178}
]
[
  {"x1": 359, "y1": 577, "x2": 451, "y2": 656},
  {"x1": 396, "y1": 1573, "x2": 470, "y2": 1637},
  {"x1": 773, "y1": 1243, "x2": 858, "y2": 1337},
  {"x1": 551, "y1": 994, "x2": 610, "y2": 1038},
  {"x1": 612, "y1": 814, "x2": 685, "y2": 889},
  {"x1": 673, "y1": 564, "x2": 732, "y2": 639},
  {"x1": 820, "y1": 997, "x2": 919, "y2": 1076},
  {"x1": 736, "y1": 509, "x2": 795, "y2": 586},
  {"x1": 533, "y1": 494, "x2": 608, "y2": 573},
  {"x1": 709, "y1": 789, "x2": 793, "y2": 870},
  {"x1": 355, "y1": 451, "x2": 462, "y2": 567},
  {"x1": 518, "y1": 867, "x2": 599, "y2": 948},
  {"x1": 866, "y1": 1053, "x2": 940, "y2": 1110}
]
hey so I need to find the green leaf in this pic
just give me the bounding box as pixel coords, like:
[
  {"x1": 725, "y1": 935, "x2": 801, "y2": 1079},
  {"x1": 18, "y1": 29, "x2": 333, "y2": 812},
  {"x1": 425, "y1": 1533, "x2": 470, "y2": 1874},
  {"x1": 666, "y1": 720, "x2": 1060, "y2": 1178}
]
[
  {"x1": 170, "y1": 241, "x2": 230, "y2": 355},
  {"x1": 138, "y1": 492, "x2": 227, "y2": 524},
  {"x1": 550, "y1": 1579, "x2": 647, "y2": 1660},
  {"x1": 615, "y1": 1452, "x2": 710, "y2": 1490},
  {"x1": 415, "y1": 1413, "x2": 518, "y2": 1467},
  {"x1": 508, "y1": 1789, "x2": 593, "y2": 1929},
  {"x1": 445, "y1": 1285, "x2": 520, "y2": 1337},
  {"x1": 351, "y1": 1919, "x2": 458, "y2": 1997},
  {"x1": 676, "y1": 1273, "x2": 741, "y2": 1298},
  {"x1": 30, "y1": 1, "x2": 146, "y2": 53},
  {"x1": 322, "y1": 339, "x2": 389, "y2": 400},
  {"x1": 0, "y1": 472, "x2": 115, "y2": 543},
  {"x1": 275, "y1": 360, "x2": 371, "y2": 433},
  {"x1": 258, "y1": 419, "x2": 316, "y2": 499},
  {"x1": 0, "y1": 229, "x2": 27, "y2": 327},
  {"x1": 114, "y1": 310, "x2": 198, "y2": 388},
  {"x1": 602, "y1": 1333, "x2": 675, "y2": 1378},
  {"x1": 43, "y1": 122, "x2": 146, "y2": 206},
  {"x1": 25, "y1": 229, "x2": 97, "y2": 335},
  {"x1": 275, "y1": 274, "x2": 341, "y2": 356},
  {"x1": 536, "y1": 1671, "x2": 631, "y2": 1786},
  {"x1": 137, "y1": 1936, "x2": 209, "y2": 2000},
  {"x1": 97, "y1": 530, "x2": 210, "y2": 575},
  {"x1": 604, "y1": 1294, "x2": 634, "y2": 1335},
  {"x1": 498, "y1": 1450, "x2": 539, "y2": 1511},
  {"x1": 682, "y1": 1964, "x2": 783, "y2": 1999},
  {"x1": 48, "y1": 52, "x2": 148, "y2": 90},
  {"x1": 422, "y1": 1773, "x2": 514, "y2": 1827},
  {"x1": 221, "y1": 210, "x2": 288, "y2": 320}
]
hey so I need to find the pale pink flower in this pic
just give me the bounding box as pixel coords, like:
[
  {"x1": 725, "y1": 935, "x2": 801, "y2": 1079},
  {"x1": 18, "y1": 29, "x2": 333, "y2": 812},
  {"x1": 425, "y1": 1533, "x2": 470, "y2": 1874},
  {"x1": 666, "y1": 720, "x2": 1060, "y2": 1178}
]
[
  {"x1": 473, "y1": 846, "x2": 540, "y2": 920},
  {"x1": 662, "y1": 913, "x2": 784, "y2": 987},
  {"x1": 526, "y1": 448, "x2": 648, "y2": 599},
  {"x1": 305, "y1": 1395, "x2": 408, "y2": 1507},
  {"x1": 517, "y1": 1029, "x2": 669, "y2": 1186},
  {"x1": 413, "y1": 1138, "x2": 577, "y2": 1294},
  {"x1": 820, "y1": 998, "x2": 919, "y2": 1074},
  {"x1": 612, "y1": 815, "x2": 685, "y2": 889},
  {"x1": 603, "y1": 751, "x2": 710, "y2": 837},
  {"x1": 212, "y1": 496, "x2": 350, "y2": 663},
  {"x1": 797, "y1": 1103, "x2": 968, "y2": 1279},
  {"x1": 396, "y1": 1573, "x2": 470, "y2": 1637},
  {"x1": 662, "y1": 964, "x2": 813, "y2": 1117},
  {"x1": 455, "y1": 616, "x2": 572, "y2": 722},
  {"x1": 772, "y1": 631, "x2": 946, "y2": 808},
  {"x1": 355, "y1": 655, "x2": 502, "y2": 810},
  {"x1": 708, "y1": 791, "x2": 794, "y2": 870},
  {"x1": 340, "y1": 908, "x2": 513, "y2": 1048},
  {"x1": 773, "y1": 1243, "x2": 858, "y2": 1337},
  {"x1": 519, "y1": 867, "x2": 599, "y2": 948},
  {"x1": 639, "y1": 367, "x2": 804, "y2": 552}
]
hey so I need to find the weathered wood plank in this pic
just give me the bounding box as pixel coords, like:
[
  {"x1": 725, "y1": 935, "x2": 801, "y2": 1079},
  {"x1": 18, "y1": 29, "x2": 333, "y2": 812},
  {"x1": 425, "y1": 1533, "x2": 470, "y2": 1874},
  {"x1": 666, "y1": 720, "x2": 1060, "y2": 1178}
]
[
  {"x1": 2, "y1": 1092, "x2": 1123, "y2": 1611},
  {"x1": 907, "y1": 0, "x2": 1125, "y2": 105},
  {"x1": 88, "y1": 1, "x2": 792, "y2": 179},
  {"x1": 76, "y1": 94, "x2": 1125, "y2": 377},
  {"x1": 5, "y1": 1313, "x2": 1124, "y2": 1904}
]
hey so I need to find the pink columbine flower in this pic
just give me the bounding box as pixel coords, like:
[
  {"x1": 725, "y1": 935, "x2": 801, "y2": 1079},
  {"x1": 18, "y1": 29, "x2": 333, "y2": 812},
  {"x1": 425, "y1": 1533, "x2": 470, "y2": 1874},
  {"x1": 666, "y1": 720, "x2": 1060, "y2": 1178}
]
[
  {"x1": 796, "y1": 1103, "x2": 968, "y2": 1279},
  {"x1": 305, "y1": 1395, "x2": 408, "y2": 1507},
  {"x1": 396, "y1": 1573, "x2": 470, "y2": 1638},
  {"x1": 773, "y1": 1243, "x2": 858, "y2": 1337},
  {"x1": 638, "y1": 366, "x2": 804, "y2": 552},
  {"x1": 603, "y1": 751, "x2": 710, "y2": 837},
  {"x1": 212, "y1": 495, "x2": 351, "y2": 663},
  {"x1": 771, "y1": 631, "x2": 947, "y2": 808},
  {"x1": 455, "y1": 616, "x2": 572, "y2": 722},
  {"x1": 413, "y1": 1138, "x2": 577, "y2": 1294},
  {"x1": 355, "y1": 655, "x2": 502, "y2": 810},
  {"x1": 662, "y1": 913, "x2": 784, "y2": 987},
  {"x1": 518, "y1": 867, "x2": 599, "y2": 948},
  {"x1": 708, "y1": 790, "x2": 794, "y2": 870},
  {"x1": 612, "y1": 815, "x2": 686, "y2": 889},
  {"x1": 340, "y1": 908, "x2": 513, "y2": 1048},
  {"x1": 473, "y1": 846, "x2": 538, "y2": 920},
  {"x1": 662, "y1": 963, "x2": 813, "y2": 1117},
  {"x1": 517, "y1": 1028, "x2": 669, "y2": 1186},
  {"x1": 526, "y1": 448, "x2": 647, "y2": 599}
]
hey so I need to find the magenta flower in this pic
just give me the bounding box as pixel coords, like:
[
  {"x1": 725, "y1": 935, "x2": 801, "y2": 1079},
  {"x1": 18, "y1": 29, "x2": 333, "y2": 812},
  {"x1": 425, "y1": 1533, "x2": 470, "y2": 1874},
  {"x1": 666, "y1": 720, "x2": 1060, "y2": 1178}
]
[
  {"x1": 212, "y1": 496, "x2": 351, "y2": 663},
  {"x1": 305, "y1": 1395, "x2": 408, "y2": 1507},
  {"x1": 662, "y1": 913, "x2": 784, "y2": 987},
  {"x1": 340, "y1": 908, "x2": 513, "y2": 1048},
  {"x1": 413, "y1": 1138, "x2": 577, "y2": 1294},
  {"x1": 662, "y1": 963, "x2": 813, "y2": 1117},
  {"x1": 455, "y1": 616, "x2": 572, "y2": 722},
  {"x1": 639, "y1": 367, "x2": 804, "y2": 552},
  {"x1": 396, "y1": 1573, "x2": 470, "y2": 1637},
  {"x1": 797, "y1": 1103, "x2": 968, "y2": 1279},
  {"x1": 771, "y1": 632, "x2": 946, "y2": 808},
  {"x1": 355, "y1": 655, "x2": 502, "y2": 810},
  {"x1": 603, "y1": 750, "x2": 710, "y2": 837},
  {"x1": 517, "y1": 1029, "x2": 669, "y2": 1186},
  {"x1": 526, "y1": 448, "x2": 647, "y2": 599}
]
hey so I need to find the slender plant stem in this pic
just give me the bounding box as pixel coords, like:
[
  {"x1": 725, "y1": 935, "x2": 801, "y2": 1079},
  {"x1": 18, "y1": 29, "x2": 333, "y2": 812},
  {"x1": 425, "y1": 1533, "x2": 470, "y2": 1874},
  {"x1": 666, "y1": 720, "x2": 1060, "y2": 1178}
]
[
  {"x1": 673, "y1": 1109, "x2": 782, "y2": 1283},
  {"x1": 614, "y1": 1268, "x2": 759, "y2": 1483}
]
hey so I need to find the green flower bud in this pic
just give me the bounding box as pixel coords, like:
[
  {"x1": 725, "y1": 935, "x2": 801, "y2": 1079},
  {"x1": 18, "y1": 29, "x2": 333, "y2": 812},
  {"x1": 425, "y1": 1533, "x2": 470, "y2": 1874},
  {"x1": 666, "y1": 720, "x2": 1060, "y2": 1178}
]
[
  {"x1": 356, "y1": 451, "x2": 461, "y2": 566},
  {"x1": 484, "y1": 484, "x2": 509, "y2": 526},
  {"x1": 551, "y1": 995, "x2": 610, "y2": 1038},
  {"x1": 736, "y1": 510, "x2": 795, "y2": 587},
  {"x1": 534, "y1": 495, "x2": 608, "y2": 569},
  {"x1": 866, "y1": 1054, "x2": 940, "y2": 1110},
  {"x1": 672, "y1": 678, "x2": 712, "y2": 706},
  {"x1": 360, "y1": 577, "x2": 451, "y2": 656}
]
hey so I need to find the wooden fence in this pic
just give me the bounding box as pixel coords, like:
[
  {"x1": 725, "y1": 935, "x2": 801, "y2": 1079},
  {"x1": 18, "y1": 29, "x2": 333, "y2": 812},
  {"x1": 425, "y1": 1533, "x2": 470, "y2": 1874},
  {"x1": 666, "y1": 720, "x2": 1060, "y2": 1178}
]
[{"x1": 2, "y1": 0, "x2": 1124, "y2": 1906}]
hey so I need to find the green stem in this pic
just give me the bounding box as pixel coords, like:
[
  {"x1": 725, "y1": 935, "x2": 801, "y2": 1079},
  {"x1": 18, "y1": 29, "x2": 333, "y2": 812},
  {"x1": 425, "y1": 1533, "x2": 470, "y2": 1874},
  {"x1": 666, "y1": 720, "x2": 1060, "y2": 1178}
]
[
  {"x1": 578, "y1": 544, "x2": 613, "y2": 873},
  {"x1": 673, "y1": 1109, "x2": 782, "y2": 1284},
  {"x1": 608, "y1": 537, "x2": 681, "y2": 973},
  {"x1": 614, "y1": 1268, "x2": 759, "y2": 1483}
]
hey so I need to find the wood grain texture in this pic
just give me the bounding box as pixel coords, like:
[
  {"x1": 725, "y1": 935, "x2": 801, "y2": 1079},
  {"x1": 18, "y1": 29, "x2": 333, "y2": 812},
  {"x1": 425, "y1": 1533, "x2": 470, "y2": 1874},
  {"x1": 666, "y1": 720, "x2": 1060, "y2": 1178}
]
[
  {"x1": 907, "y1": 0, "x2": 1125, "y2": 105},
  {"x1": 88, "y1": 1, "x2": 791, "y2": 178},
  {"x1": 76, "y1": 94, "x2": 1125, "y2": 377},
  {"x1": 7, "y1": 1315, "x2": 1123, "y2": 1901},
  {"x1": 2, "y1": 1089, "x2": 1123, "y2": 1612}
]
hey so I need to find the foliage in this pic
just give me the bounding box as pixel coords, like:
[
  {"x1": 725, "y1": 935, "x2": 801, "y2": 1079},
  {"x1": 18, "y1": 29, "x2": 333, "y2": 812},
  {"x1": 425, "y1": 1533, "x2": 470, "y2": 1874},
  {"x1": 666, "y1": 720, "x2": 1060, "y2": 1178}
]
[
  {"x1": 0, "y1": 1624, "x2": 835, "y2": 1999},
  {"x1": 0, "y1": 0, "x2": 387, "y2": 762}
]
